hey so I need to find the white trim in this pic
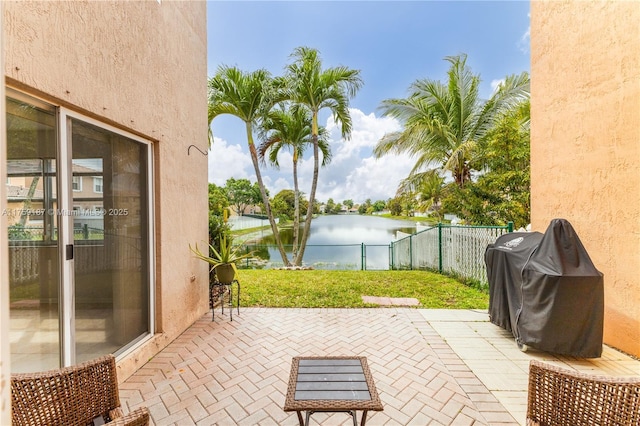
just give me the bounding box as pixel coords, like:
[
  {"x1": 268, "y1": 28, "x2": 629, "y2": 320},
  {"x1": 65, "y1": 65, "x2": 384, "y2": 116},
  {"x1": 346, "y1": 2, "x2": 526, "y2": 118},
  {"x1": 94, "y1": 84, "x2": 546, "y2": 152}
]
[
  {"x1": 93, "y1": 176, "x2": 103, "y2": 193},
  {"x1": 58, "y1": 110, "x2": 75, "y2": 367},
  {"x1": 61, "y1": 108, "x2": 156, "y2": 343},
  {"x1": 62, "y1": 109, "x2": 152, "y2": 146},
  {"x1": 5, "y1": 87, "x2": 54, "y2": 111},
  {"x1": 72, "y1": 175, "x2": 82, "y2": 191},
  {"x1": 114, "y1": 332, "x2": 154, "y2": 361},
  {"x1": 147, "y1": 142, "x2": 155, "y2": 335}
]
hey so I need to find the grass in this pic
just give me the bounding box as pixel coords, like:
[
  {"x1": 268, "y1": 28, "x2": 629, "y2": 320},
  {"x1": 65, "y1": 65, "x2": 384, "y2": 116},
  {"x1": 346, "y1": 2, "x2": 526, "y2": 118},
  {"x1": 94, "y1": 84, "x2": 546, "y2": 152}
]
[
  {"x1": 235, "y1": 269, "x2": 488, "y2": 309},
  {"x1": 231, "y1": 225, "x2": 272, "y2": 237},
  {"x1": 377, "y1": 213, "x2": 446, "y2": 224}
]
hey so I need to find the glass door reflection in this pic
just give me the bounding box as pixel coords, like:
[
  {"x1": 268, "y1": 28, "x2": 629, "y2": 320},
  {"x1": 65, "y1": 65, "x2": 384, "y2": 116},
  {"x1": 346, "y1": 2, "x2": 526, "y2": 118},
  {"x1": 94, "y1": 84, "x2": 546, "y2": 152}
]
[
  {"x1": 6, "y1": 96, "x2": 61, "y2": 372},
  {"x1": 70, "y1": 118, "x2": 150, "y2": 363}
]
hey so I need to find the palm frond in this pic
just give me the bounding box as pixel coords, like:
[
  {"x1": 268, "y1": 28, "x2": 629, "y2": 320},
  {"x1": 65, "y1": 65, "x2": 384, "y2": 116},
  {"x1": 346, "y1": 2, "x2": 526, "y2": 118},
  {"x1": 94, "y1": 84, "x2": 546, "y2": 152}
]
[{"x1": 375, "y1": 54, "x2": 529, "y2": 189}]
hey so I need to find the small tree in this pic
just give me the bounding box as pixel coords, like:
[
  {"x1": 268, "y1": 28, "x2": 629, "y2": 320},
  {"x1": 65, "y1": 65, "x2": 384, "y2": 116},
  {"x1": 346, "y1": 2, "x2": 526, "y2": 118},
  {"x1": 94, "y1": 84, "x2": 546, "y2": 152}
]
[
  {"x1": 372, "y1": 200, "x2": 386, "y2": 212},
  {"x1": 272, "y1": 189, "x2": 308, "y2": 222},
  {"x1": 208, "y1": 183, "x2": 230, "y2": 253},
  {"x1": 325, "y1": 198, "x2": 336, "y2": 214},
  {"x1": 387, "y1": 197, "x2": 403, "y2": 216},
  {"x1": 224, "y1": 178, "x2": 261, "y2": 216},
  {"x1": 358, "y1": 199, "x2": 372, "y2": 214}
]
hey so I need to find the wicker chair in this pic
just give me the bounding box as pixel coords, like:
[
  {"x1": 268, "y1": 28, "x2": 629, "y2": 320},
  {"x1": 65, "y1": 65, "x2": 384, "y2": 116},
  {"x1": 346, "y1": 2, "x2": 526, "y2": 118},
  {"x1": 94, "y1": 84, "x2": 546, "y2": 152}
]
[
  {"x1": 526, "y1": 360, "x2": 640, "y2": 426},
  {"x1": 11, "y1": 354, "x2": 150, "y2": 426}
]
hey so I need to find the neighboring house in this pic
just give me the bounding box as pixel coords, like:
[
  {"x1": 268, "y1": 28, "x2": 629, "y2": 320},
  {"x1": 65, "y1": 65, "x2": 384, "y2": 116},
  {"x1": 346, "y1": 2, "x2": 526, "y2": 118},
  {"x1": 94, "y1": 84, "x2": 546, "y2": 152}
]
[
  {"x1": 1, "y1": 0, "x2": 209, "y2": 392},
  {"x1": 531, "y1": 2, "x2": 640, "y2": 357},
  {"x1": 231, "y1": 205, "x2": 263, "y2": 216}
]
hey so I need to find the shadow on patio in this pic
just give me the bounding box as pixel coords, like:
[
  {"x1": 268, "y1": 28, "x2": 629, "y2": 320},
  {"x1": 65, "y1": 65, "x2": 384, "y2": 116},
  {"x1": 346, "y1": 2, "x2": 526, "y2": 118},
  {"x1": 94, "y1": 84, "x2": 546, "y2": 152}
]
[{"x1": 119, "y1": 308, "x2": 640, "y2": 426}]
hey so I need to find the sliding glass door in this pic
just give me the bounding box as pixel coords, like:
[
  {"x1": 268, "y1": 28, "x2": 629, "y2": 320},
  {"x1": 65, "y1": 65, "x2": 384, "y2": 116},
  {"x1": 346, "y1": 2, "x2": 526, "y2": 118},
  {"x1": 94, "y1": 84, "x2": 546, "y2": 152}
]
[
  {"x1": 70, "y1": 117, "x2": 151, "y2": 364},
  {"x1": 7, "y1": 91, "x2": 154, "y2": 372},
  {"x1": 6, "y1": 95, "x2": 60, "y2": 372}
]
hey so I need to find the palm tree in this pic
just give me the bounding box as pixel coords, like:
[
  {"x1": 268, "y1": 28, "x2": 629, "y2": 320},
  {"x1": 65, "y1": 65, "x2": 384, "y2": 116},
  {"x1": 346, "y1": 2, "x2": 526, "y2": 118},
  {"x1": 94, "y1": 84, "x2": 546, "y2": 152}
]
[
  {"x1": 374, "y1": 54, "x2": 530, "y2": 188},
  {"x1": 283, "y1": 46, "x2": 363, "y2": 265},
  {"x1": 258, "y1": 105, "x2": 331, "y2": 263},
  {"x1": 398, "y1": 169, "x2": 445, "y2": 219},
  {"x1": 208, "y1": 65, "x2": 290, "y2": 264}
]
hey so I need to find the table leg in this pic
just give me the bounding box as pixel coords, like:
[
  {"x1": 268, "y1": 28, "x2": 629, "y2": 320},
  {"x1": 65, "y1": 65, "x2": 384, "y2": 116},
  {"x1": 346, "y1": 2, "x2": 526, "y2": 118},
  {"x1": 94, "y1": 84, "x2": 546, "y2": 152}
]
[
  {"x1": 235, "y1": 279, "x2": 240, "y2": 317},
  {"x1": 295, "y1": 411, "x2": 304, "y2": 426},
  {"x1": 228, "y1": 282, "x2": 233, "y2": 321},
  {"x1": 209, "y1": 281, "x2": 215, "y2": 322},
  {"x1": 360, "y1": 410, "x2": 368, "y2": 426},
  {"x1": 221, "y1": 284, "x2": 226, "y2": 317}
]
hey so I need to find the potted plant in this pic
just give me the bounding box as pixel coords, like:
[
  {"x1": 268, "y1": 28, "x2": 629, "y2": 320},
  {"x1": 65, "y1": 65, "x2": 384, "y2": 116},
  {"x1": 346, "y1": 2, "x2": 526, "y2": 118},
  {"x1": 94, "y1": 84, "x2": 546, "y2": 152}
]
[{"x1": 190, "y1": 235, "x2": 253, "y2": 283}]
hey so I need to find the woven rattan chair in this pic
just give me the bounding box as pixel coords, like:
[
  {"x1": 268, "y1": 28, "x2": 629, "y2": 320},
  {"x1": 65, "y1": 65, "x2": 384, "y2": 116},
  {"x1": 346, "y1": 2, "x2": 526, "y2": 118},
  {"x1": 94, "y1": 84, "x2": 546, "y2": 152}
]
[
  {"x1": 526, "y1": 360, "x2": 640, "y2": 426},
  {"x1": 11, "y1": 354, "x2": 150, "y2": 426}
]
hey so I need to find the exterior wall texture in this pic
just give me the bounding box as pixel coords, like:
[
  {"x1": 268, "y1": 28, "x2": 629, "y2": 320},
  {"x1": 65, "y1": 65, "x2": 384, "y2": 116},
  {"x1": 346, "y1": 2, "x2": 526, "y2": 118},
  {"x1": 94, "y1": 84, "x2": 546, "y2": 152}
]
[
  {"x1": 4, "y1": 0, "x2": 209, "y2": 379},
  {"x1": 531, "y1": 1, "x2": 640, "y2": 357},
  {"x1": 1, "y1": 3, "x2": 10, "y2": 422}
]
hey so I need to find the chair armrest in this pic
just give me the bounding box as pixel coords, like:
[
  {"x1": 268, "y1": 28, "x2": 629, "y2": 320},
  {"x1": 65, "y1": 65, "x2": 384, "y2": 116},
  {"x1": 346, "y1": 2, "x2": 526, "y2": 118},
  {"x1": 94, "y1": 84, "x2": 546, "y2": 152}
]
[
  {"x1": 109, "y1": 407, "x2": 125, "y2": 419},
  {"x1": 527, "y1": 360, "x2": 640, "y2": 425},
  {"x1": 107, "y1": 407, "x2": 150, "y2": 426}
]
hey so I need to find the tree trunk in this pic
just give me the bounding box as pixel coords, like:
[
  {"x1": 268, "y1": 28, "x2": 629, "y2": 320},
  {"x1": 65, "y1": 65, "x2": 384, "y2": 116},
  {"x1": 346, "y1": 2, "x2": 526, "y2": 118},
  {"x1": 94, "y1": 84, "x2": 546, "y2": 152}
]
[
  {"x1": 294, "y1": 113, "x2": 319, "y2": 265},
  {"x1": 245, "y1": 122, "x2": 290, "y2": 265},
  {"x1": 292, "y1": 154, "x2": 300, "y2": 264}
]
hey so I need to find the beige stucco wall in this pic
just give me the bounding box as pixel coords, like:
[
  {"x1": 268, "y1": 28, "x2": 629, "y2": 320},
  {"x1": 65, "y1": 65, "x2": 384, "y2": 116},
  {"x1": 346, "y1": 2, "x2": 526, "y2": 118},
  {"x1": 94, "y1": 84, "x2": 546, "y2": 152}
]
[
  {"x1": 1, "y1": 3, "x2": 10, "y2": 422},
  {"x1": 4, "y1": 0, "x2": 210, "y2": 379},
  {"x1": 531, "y1": 1, "x2": 640, "y2": 357}
]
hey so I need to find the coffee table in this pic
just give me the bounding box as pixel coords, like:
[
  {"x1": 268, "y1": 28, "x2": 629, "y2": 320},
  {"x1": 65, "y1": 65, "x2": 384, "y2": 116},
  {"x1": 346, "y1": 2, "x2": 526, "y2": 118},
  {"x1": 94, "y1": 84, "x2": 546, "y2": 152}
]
[{"x1": 284, "y1": 356, "x2": 383, "y2": 426}]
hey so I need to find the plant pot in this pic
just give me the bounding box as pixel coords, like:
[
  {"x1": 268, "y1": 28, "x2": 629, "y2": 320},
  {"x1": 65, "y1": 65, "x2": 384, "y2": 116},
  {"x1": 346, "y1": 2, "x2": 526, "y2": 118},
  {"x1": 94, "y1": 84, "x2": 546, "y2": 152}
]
[{"x1": 215, "y1": 263, "x2": 236, "y2": 283}]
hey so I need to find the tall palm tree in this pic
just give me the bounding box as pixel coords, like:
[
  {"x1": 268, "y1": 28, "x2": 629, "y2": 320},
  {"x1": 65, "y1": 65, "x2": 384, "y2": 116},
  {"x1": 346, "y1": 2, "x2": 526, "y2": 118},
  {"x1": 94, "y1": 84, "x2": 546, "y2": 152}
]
[
  {"x1": 208, "y1": 65, "x2": 290, "y2": 264},
  {"x1": 374, "y1": 54, "x2": 529, "y2": 188},
  {"x1": 258, "y1": 105, "x2": 331, "y2": 263},
  {"x1": 283, "y1": 46, "x2": 363, "y2": 265}
]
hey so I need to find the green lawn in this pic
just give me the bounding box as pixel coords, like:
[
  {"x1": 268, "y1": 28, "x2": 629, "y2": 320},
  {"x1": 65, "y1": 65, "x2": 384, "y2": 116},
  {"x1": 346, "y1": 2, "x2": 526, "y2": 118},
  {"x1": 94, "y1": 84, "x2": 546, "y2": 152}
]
[{"x1": 236, "y1": 269, "x2": 488, "y2": 309}]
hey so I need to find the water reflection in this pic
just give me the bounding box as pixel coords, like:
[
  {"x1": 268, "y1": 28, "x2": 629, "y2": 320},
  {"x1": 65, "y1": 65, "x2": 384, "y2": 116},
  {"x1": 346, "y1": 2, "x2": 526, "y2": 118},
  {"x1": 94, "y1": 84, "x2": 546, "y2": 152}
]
[{"x1": 244, "y1": 215, "x2": 416, "y2": 270}]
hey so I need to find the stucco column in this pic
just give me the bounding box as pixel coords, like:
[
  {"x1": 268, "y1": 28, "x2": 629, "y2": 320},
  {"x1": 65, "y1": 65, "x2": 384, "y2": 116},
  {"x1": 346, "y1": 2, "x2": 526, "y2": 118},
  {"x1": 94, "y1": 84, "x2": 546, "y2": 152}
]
[{"x1": 530, "y1": 1, "x2": 640, "y2": 357}]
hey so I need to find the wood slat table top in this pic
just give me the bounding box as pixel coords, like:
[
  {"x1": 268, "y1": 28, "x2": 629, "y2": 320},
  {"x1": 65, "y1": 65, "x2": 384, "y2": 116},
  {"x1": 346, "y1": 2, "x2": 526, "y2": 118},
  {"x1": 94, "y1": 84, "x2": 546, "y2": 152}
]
[{"x1": 283, "y1": 356, "x2": 384, "y2": 412}]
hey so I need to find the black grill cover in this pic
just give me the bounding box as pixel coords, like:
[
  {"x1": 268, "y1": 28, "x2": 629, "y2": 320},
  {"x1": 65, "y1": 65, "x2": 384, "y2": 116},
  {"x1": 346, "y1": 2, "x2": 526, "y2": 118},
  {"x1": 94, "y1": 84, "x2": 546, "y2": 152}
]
[{"x1": 485, "y1": 219, "x2": 604, "y2": 358}]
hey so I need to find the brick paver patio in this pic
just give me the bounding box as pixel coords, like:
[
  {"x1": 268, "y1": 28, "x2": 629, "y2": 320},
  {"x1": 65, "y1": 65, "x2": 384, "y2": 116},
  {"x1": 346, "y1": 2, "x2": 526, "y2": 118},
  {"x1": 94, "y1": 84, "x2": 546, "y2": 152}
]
[{"x1": 120, "y1": 308, "x2": 517, "y2": 425}]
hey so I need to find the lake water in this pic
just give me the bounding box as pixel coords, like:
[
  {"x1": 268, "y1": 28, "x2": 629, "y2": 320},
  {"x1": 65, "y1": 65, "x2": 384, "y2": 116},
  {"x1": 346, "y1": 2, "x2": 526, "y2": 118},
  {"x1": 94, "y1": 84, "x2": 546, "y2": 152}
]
[{"x1": 246, "y1": 214, "x2": 417, "y2": 270}]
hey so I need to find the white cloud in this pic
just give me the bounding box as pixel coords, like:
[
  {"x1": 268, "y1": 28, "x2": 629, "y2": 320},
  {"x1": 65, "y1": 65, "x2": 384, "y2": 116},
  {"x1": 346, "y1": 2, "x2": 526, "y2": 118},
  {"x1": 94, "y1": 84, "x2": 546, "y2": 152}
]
[
  {"x1": 270, "y1": 177, "x2": 291, "y2": 195},
  {"x1": 344, "y1": 154, "x2": 415, "y2": 202},
  {"x1": 326, "y1": 109, "x2": 400, "y2": 160},
  {"x1": 207, "y1": 137, "x2": 255, "y2": 185},
  {"x1": 518, "y1": 13, "x2": 530, "y2": 54},
  {"x1": 297, "y1": 109, "x2": 408, "y2": 203}
]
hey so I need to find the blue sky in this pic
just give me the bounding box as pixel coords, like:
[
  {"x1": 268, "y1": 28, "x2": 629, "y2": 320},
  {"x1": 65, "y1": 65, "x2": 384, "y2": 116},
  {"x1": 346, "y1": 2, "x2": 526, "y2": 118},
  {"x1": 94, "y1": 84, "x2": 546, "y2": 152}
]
[{"x1": 206, "y1": 1, "x2": 530, "y2": 204}]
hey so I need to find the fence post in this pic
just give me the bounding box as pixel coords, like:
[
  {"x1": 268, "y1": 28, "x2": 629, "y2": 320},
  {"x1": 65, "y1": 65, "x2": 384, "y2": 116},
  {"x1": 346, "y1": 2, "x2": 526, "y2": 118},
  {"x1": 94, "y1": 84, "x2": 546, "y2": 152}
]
[
  {"x1": 507, "y1": 221, "x2": 514, "y2": 233},
  {"x1": 409, "y1": 235, "x2": 413, "y2": 270},
  {"x1": 438, "y1": 223, "x2": 443, "y2": 274},
  {"x1": 361, "y1": 243, "x2": 365, "y2": 271},
  {"x1": 83, "y1": 224, "x2": 89, "y2": 239}
]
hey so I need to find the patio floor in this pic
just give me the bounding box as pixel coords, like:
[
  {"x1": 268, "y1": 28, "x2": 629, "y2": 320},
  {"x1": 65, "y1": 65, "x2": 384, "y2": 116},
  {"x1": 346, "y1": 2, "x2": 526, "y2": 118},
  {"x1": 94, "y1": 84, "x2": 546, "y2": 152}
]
[{"x1": 119, "y1": 308, "x2": 640, "y2": 425}]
